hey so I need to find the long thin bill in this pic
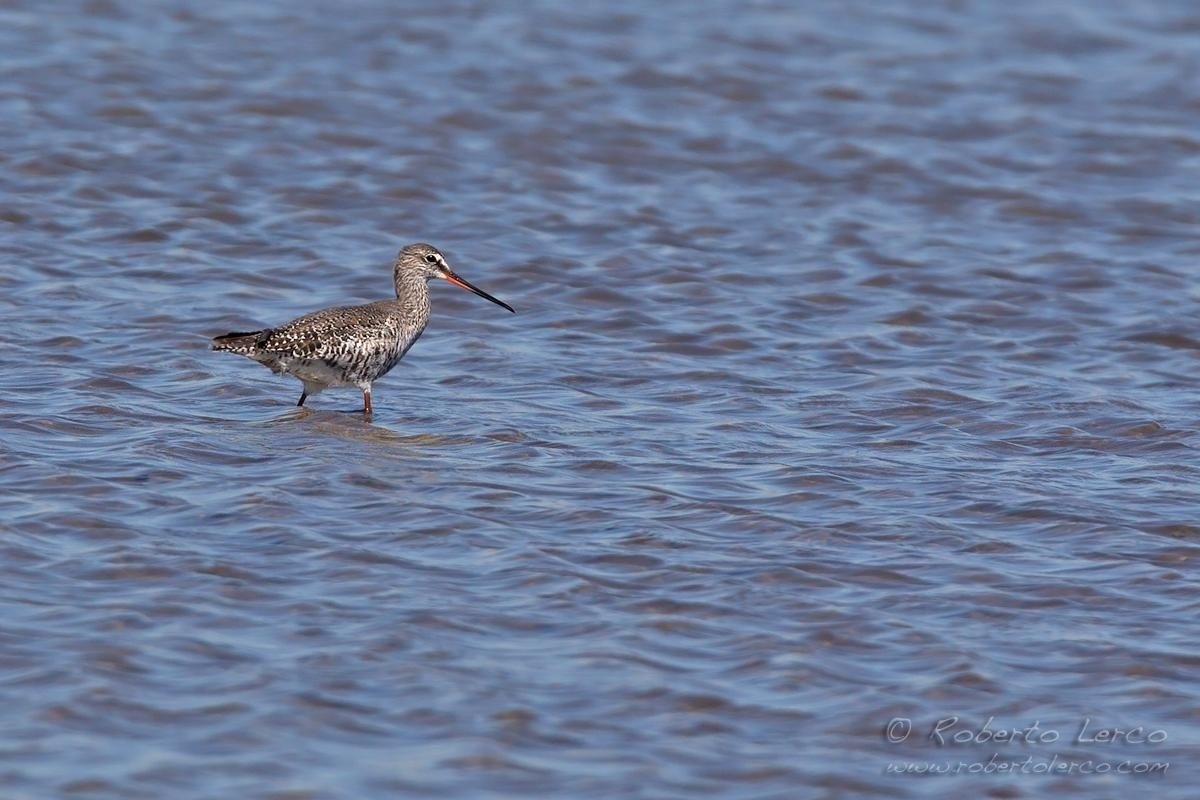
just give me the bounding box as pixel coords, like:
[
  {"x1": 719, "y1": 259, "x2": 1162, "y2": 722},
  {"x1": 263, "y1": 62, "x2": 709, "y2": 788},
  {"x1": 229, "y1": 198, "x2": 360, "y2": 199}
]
[{"x1": 444, "y1": 271, "x2": 515, "y2": 313}]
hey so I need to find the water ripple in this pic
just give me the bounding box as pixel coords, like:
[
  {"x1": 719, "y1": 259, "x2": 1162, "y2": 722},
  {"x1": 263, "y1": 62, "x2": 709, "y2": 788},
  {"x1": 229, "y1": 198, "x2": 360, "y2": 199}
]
[{"x1": 2, "y1": 1, "x2": 1199, "y2": 798}]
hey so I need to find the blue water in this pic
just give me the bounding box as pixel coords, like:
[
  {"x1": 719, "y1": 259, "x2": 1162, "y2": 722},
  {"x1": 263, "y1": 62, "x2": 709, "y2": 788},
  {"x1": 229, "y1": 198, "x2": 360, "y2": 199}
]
[{"x1": 2, "y1": 1, "x2": 1198, "y2": 797}]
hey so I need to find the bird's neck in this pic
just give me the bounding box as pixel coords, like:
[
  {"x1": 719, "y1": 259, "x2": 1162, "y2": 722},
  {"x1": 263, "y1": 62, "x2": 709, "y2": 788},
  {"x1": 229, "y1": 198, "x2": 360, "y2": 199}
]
[{"x1": 393, "y1": 271, "x2": 429, "y2": 300}]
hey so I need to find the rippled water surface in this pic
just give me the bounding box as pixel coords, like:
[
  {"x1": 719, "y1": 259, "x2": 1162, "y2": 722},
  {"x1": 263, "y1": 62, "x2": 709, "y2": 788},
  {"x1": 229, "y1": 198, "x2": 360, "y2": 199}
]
[{"x1": 3, "y1": 1, "x2": 1199, "y2": 798}]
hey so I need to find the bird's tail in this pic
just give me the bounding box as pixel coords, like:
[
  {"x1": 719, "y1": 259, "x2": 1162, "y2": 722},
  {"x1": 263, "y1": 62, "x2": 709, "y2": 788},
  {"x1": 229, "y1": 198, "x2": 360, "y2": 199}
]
[{"x1": 211, "y1": 330, "x2": 267, "y2": 353}]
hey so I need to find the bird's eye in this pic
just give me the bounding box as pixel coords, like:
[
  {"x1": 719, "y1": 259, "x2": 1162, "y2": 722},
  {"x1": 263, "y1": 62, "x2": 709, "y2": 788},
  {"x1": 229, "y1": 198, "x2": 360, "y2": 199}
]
[{"x1": 424, "y1": 254, "x2": 439, "y2": 264}]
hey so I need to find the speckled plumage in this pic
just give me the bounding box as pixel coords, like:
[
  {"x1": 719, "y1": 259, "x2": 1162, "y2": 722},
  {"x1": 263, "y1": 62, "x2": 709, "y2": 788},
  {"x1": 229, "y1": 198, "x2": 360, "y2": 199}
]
[{"x1": 212, "y1": 243, "x2": 514, "y2": 418}]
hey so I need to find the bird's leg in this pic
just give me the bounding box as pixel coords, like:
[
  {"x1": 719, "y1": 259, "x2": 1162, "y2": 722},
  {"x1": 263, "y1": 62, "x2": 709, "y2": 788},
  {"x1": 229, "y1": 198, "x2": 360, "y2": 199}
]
[
  {"x1": 297, "y1": 391, "x2": 308, "y2": 407},
  {"x1": 363, "y1": 387, "x2": 372, "y2": 418}
]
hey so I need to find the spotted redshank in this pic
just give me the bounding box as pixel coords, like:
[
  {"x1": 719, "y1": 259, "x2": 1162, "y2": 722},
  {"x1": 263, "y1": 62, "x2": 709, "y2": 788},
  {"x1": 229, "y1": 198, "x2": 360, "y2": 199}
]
[{"x1": 212, "y1": 243, "x2": 514, "y2": 418}]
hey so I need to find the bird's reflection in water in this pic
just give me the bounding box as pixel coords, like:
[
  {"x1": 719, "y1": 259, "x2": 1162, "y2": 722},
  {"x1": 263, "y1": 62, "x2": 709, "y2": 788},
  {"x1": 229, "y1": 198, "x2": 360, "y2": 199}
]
[{"x1": 266, "y1": 407, "x2": 470, "y2": 446}]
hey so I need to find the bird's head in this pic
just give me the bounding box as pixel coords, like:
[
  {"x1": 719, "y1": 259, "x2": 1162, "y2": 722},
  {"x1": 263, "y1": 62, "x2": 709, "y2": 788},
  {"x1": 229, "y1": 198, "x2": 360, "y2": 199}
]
[{"x1": 394, "y1": 243, "x2": 514, "y2": 313}]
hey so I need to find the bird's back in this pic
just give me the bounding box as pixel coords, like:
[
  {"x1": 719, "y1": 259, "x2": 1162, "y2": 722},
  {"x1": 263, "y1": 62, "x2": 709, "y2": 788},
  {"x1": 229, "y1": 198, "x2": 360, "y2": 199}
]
[{"x1": 213, "y1": 299, "x2": 429, "y2": 385}]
